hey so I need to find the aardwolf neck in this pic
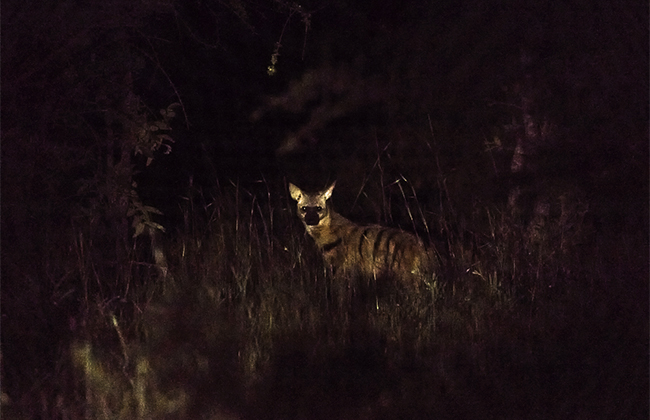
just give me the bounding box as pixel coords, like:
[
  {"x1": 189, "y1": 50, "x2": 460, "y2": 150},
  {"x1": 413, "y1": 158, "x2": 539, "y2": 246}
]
[{"x1": 304, "y1": 210, "x2": 355, "y2": 251}]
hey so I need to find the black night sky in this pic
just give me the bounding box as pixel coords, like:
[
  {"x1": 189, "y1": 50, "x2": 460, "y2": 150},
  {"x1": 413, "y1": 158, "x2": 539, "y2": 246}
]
[{"x1": 2, "y1": 0, "x2": 648, "y2": 418}]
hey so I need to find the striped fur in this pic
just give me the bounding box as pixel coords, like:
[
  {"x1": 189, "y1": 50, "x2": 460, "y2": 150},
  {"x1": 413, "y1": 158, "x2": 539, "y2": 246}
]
[{"x1": 289, "y1": 182, "x2": 435, "y2": 284}]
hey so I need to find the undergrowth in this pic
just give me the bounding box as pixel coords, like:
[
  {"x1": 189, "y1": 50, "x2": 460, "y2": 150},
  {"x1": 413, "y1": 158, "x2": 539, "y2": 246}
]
[{"x1": 2, "y1": 177, "x2": 647, "y2": 420}]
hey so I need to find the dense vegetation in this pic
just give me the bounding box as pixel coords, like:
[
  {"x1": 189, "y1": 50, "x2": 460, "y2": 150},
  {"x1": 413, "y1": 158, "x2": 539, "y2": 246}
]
[{"x1": 2, "y1": 0, "x2": 647, "y2": 419}]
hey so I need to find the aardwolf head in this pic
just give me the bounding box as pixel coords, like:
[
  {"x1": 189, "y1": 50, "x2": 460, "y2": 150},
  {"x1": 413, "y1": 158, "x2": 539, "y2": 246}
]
[{"x1": 288, "y1": 182, "x2": 336, "y2": 227}]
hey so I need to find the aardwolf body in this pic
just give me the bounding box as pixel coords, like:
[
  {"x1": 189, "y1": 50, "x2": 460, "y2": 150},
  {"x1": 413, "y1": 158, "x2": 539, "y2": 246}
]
[{"x1": 289, "y1": 182, "x2": 436, "y2": 284}]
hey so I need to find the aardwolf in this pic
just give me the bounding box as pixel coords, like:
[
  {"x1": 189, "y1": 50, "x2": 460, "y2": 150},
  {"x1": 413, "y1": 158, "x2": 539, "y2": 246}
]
[{"x1": 289, "y1": 181, "x2": 436, "y2": 285}]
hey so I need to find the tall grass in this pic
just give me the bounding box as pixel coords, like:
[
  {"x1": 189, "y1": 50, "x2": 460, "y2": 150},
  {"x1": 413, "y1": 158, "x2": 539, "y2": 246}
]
[{"x1": 2, "y1": 171, "x2": 647, "y2": 419}]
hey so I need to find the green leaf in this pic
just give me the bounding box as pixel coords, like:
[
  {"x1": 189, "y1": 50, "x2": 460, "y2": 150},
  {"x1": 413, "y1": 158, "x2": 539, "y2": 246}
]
[
  {"x1": 158, "y1": 134, "x2": 174, "y2": 143},
  {"x1": 133, "y1": 223, "x2": 145, "y2": 238},
  {"x1": 143, "y1": 206, "x2": 163, "y2": 215}
]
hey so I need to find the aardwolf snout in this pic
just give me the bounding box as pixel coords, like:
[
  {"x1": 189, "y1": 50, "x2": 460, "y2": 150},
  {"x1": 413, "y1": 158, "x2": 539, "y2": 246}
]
[{"x1": 303, "y1": 208, "x2": 321, "y2": 225}]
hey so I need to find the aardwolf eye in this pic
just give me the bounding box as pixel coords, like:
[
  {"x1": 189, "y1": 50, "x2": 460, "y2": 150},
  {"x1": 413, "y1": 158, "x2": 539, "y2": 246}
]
[
  {"x1": 316, "y1": 206, "x2": 322, "y2": 211},
  {"x1": 301, "y1": 206, "x2": 308, "y2": 212}
]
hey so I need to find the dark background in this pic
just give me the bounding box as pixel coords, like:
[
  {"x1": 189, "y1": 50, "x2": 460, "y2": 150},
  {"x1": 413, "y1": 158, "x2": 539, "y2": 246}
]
[
  {"x1": 1, "y1": 0, "x2": 648, "y2": 418},
  {"x1": 2, "y1": 0, "x2": 647, "y2": 226}
]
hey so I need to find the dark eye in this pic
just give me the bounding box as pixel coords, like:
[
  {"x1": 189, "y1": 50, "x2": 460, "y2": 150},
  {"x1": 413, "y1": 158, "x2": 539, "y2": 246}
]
[
  {"x1": 301, "y1": 206, "x2": 308, "y2": 212},
  {"x1": 316, "y1": 206, "x2": 322, "y2": 211}
]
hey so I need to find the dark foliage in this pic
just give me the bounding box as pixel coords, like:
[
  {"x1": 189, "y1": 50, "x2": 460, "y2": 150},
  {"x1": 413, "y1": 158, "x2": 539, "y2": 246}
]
[{"x1": 1, "y1": 0, "x2": 647, "y2": 418}]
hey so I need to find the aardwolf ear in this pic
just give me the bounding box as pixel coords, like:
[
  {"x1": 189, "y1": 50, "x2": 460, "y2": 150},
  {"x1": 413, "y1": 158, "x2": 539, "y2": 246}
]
[
  {"x1": 289, "y1": 183, "x2": 304, "y2": 202},
  {"x1": 323, "y1": 181, "x2": 336, "y2": 200}
]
